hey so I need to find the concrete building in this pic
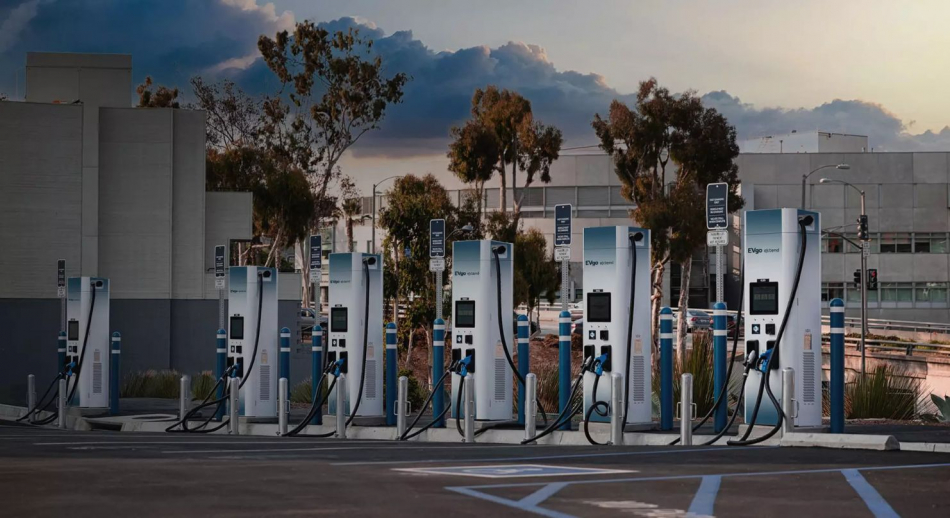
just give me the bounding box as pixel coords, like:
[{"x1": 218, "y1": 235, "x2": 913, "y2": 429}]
[
  {"x1": 739, "y1": 131, "x2": 868, "y2": 154},
  {"x1": 346, "y1": 149, "x2": 950, "y2": 324},
  {"x1": 0, "y1": 53, "x2": 303, "y2": 402}
]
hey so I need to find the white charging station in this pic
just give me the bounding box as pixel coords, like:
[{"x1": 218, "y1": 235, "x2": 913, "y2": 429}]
[
  {"x1": 228, "y1": 266, "x2": 278, "y2": 419},
  {"x1": 743, "y1": 208, "x2": 822, "y2": 427},
  {"x1": 581, "y1": 226, "x2": 652, "y2": 426},
  {"x1": 450, "y1": 240, "x2": 514, "y2": 421},
  {"x1": 327, "y1": 252, "x2": 383, "y2": 418},
  {"x1": 65, "y1": 277, "x2": 111, "y2": 409}
]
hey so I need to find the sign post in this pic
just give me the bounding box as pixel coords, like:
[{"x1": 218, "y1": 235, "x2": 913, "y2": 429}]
[
  {"x1": 706, "y1": 183, "x2": 729, "y2": 304},
  {"x1": 430, "y1": 219, "x2": 446, "y2": 320},
  {"x1": 214, "y1": 245, "x2": 226, "y2": 330},
  {"x1": 309, "y1": 235, "x2": 322, "y2": 315},
  {"x1": 555, "y1": 204, "x2": 572, "y2": 311},
  {"x1": 57, "y1": 259, "x2": 66, "y2": 332}
]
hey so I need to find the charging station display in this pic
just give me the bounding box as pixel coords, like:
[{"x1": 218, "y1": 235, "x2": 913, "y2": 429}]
[
  {"x1": 450, "y1": 240, "x2": 514, "y2": 421},
  {"x1": 65, "y1": 277, "x2": 110, "y2": 409},
  {"x1": 582, "y1": 226, "x2": 651, "y2": 426},
  {"x1": 743, "y1": 208, "x2": 822, "y2": 427},
  {"x1": 227, "y1": 266, "x2": 278, "y2": 419},
  {"x1": 327, "y1": 252, "x2": 383, "y2": 418}
]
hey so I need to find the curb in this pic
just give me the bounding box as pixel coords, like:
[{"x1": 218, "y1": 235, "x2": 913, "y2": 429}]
[{"x1": 780, "y1": 432, "x2": 899, "y2": 451}]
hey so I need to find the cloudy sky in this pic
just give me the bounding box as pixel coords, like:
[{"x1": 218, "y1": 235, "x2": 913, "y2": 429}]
[{"x1": 3, "y1": 0, "x2": 950, "y2": 165}]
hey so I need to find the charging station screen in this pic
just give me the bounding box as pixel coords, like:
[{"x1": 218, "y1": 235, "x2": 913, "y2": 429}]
[
  {"x1": 750, "y1": 283, "x2": 779, "y2": 315},
  {"x1": 67, "y1": 320, "x2": 79, "y2": 340},
  {"x1": 455, "y1": 301, "x2": 476, "y2": 328},
  {"x1": 230, "y1": 316, "x2": 244, "y2": 339},
  {"x1": 331, "y1": 308, "x2": 348, "y2": 332},
  {"x1": 587, "y1": 293, "x2": 611, "y2": 322}
]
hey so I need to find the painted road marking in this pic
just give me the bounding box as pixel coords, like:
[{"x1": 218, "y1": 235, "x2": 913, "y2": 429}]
[
  {"x1": 396, "y1": 464, "x2": 635, "y2": 479},
  {"x1": 843, "y1": 469, "x2": 899, "y2": 518},
  {"x1": 687, "y1": 475, "x2": 721, "y2": 516}
]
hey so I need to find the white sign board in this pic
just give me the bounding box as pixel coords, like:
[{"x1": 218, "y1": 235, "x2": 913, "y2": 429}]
[
  {"x1": 554, "y1": 247, "x2": 571, "y2": 262},
  {"x1": 707, "y1": 230, "x2": 728, "y2": 247},
  {"x1": 862, "y1": 241, "x2": 870, "y2": 257},
  {"x1": 429, "y1": 258, "x2": 445, "y2": 272}
]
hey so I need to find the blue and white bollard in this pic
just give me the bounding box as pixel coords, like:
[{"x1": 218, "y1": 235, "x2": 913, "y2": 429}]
[
  {"x1": 280, "y1": 327, "x2": 291, "y2": 401},
  {"x1": 830, "y1": 298, "x2": 845, "y2": 434},
  {"x1": 110, "y1": 332, "x2": 121, "y2": 415},
  {"x1": 386, "y1": 322, "x2": 398, "y2": 426},
  {"x1": 712, "y1": 302, "x2": 727, "y2": 433},
  {"x1": 558, "y1": 311, "x2": 572, "y2": 430},
  {"x1": 660, "y1": 307, "x2": 674, "y2": 431},
  {"x1": 432, "y1": 319, "x2": 445, "y2": 428},
  {"x1": 311, "y1": 324, "x2": 323, "y2": 425},
  {"x1": 215, "y1": 328, "x2": 227, "y2": 421},
  {"x1": 58, "y1": 331, "x2": 67, "y2": 373},
  {"x1": 517, "y1": 314, "x2": 530, "y2": 425}
]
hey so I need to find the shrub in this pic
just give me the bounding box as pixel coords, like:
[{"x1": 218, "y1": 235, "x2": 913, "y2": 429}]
[
  {"x1": 535, "y1": 363, "x2": 561, "y2": 417},
  {"x1": 191, "y1": 371, "x2": 216, "y2": 400},
  {"x1": 651, "y1": 331, "x2": 719, "y2": 417},
  {"x1": 846, "y1": 365, "x2": 923, "y2": 420},
  {"x1": 291, "y1": 379, "x2": 314, "y2": 404},
  {"x1": 120, "y1": 370, "x2": 181, "y2": 398},
  {"x1": 399, "y1": 368, "x2": 429, "y2": 410}
]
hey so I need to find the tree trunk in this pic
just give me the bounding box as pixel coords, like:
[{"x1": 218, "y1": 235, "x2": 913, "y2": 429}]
[
  {"x1": 511, "y1": 139, "x2": 519, "y2": 218},
  {"x1": 346, "y1": 218, "x2": 354, "y2": 252},
  {"x1": 650, "y1": 261, "x2": 666, "y2": 357},
  {"x1": 265, "y1": 227, "x2": 283, "y2": 267},
  {"x1": 297, "y1": 239, "x2": 309, "y2": 309},
  {"x1": 499, "y1": 158, "x2": 507, "y2": 214},
  {"x1": 675, "y1": 258, "x2": 692, "y2": 365}
]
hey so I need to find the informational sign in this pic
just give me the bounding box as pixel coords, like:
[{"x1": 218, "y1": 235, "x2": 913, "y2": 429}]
[
  {"x1": 862, "y1": 240, "x2": 870, "y2": 258},
  {"x1": 430, "y1": 219, "x2": 445, "y2": 258},
  {"x1": 707, "y1": 230, "x2": 728, "y2": 246},
  {"x1": 214, "y1": 246, "x2": 226, "y2": 289},
  {"x1": 706, "y1": 182, "x2": 729, "y2": 230},
  {"x1": 309, "y1": 234, "x2": 322, "y2": 282},
  {"x1": 429, "y1": 258, "x2": 445, "y2": 272},
  {"x1": 554, "y1": 247, "x2": 571, "y2": 261},
  {"x1": 554, "y1": 204, "x2": 572, "y2": 246},
  {"x1": 57, "y1": 259, "x2": 66, "y2": 298}
]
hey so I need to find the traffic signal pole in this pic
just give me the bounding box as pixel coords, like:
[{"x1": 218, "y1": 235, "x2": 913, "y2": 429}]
[{"x1": 858, "y1": 198, "x2": 868, "y2": 375}]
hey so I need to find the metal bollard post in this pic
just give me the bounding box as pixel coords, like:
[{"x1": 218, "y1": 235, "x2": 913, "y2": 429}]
[
  {"x1": 397, "y1": 376, "x2": 408, "y2": 438},
  {"x1": 311, "y1": 324, "x2": 323, "y2": 425},
  {"x1": 712, "y1": 302, "x2": 727, "y2": 433},
  {"x1": 279, "y1": 328, "x2": 291, "y2": 402},
  {"x1": 336, "y1": 373, "x2": 347, "y2": 438},
  {"x1": 680, "y1": 373, "x2": 693, "y2": 446},
  {"x1": 830, "y1": 298, "x2": 845, "y2": 434},
  {"x1": 27, "y1": 375, "x2": 36, "y2": 424},
  {"x1": 558, "y1": 311, "x2": 572, "y2": 430},
  {"x1": 278, "y1": 377, "x2": 288, "y2": 435},
  {"x1": 179, "y1": 375, "x2": 191, "y2": 422},
  {"x1": 215, "y1": 329, "x2": 227, "y2": 421},
  {"x1": 524, "y1": 373, "x2": 537, "y2": 442},
  {"x1": 58, "y1": 331, "x2": 67, "y2": 375},
  {"x1": 386, "y1": 322, "x2": 398, "y2": 426},
  {"x1": 517, "y1": 314, "x2": 530, "y2": 425},
  {"x1": 431, "y1": 319, "x2": 445, "y2": 428},
  {"x1": 229, "y1": 377, "x2": 240, "y2": 435},
  {"x1": 610, "y1": 372, "x2": 624, "y2": 445},
  {"x1": 660, "y1": 308, "x2": 674, "y2": 431},
  {"x1": 110, "y1": 332, "x2": 121, "y2": 415},
  {"x1": 782, "y1": 368, "x2": 795, "y2": 437},
  {"x1": 463, "y1": 373, "x2": 475, "y2": 443},
  {"x1": 57, "y1": 378, "x2": 67, "y2": 429}
]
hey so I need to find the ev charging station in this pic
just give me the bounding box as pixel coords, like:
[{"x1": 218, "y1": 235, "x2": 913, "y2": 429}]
[
  {"x1": 450, "y1": 240, "x2": 514, "y2": 421},
  {"x1": 743, "y1": 208, "x2": 822, "y2": 427},
  {"x1": 327, "y1": 252, "x2": 383, "y2": 418},
  {"x1": 581, "y1": 226, "x2": 652, "y2": 426},
  {"x1": 228, "y1": 266, "x2": 278, "y2": 419},
  {"x1": 66, "y1": 277, "x2": 111, "y2": 409}
]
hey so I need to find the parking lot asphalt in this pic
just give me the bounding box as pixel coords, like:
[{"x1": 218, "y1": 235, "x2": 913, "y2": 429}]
[{"x1": 2, "y1": 422, "x2": 949, "y2": 517}]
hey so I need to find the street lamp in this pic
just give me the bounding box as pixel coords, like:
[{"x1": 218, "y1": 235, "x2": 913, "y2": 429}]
[
  {"x1": 447, "y1": 224, "x2": 474, "y2": 240},
  {"x1": 371, "y1": 175, "x2": 402, "y2": 254},
  {"x1": 802, "y1": 164, "x2": 850, "y2": 207},
  {"x1": 820, "y1": 177, "x2": 868, "y2": 374}
]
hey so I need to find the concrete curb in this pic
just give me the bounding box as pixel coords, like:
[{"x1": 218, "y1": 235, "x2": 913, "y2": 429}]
[
  {"x1": 780, "y1": 432, "x2": 899, "y2": 451},
  {"x1": 899, "y1": 442, "x2": 950, "y2": 453}
]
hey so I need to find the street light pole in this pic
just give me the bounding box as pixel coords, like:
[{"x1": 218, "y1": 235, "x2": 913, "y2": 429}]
[
  {"x1": 371, "y1": 175, "x2": 402, "y2": 255},
  {"x1": 802, "y1": 164, "x2": 850, "y2": 208},
  {"x1": 821, "y1": 177, "x2": 867, "y2": 374}
]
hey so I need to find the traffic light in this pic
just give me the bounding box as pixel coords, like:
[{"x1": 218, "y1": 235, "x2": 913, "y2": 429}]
[
  {"x1": 867, "y1": 269, "x2": 878, "y2": 290},
  {"x1": 858, "y1": 215, "x2": 869, "y2": 241},
  {"x1": 853, "y1": 269, "x2": 861, "y2": 285}
]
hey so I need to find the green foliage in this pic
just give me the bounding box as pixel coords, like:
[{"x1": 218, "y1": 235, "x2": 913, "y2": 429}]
[
  {"x1": 535, "y1": 363, "x2": 561, "y2": 418},
  {"x1": 136, "y1": 76, "x2": 180, "y2": 108},
  {"x1": 929, "y1": 394, "x2": 950, "y2": 422},
  {"x1": 847, "y1": 365, "x2": 923, "y2": 420},
  {"x1": 650, "y1": 332, "x2": 719, "y2": 416},
  {"x1": 291, "y1": 379, "x2": 314, "y2": 404},
  {"x1": 191, "y1": 372, "x2": 216, "y2": 400},
  {"x1": 399, "y1": 369, "x2": 429, "y2": 410},
  {"x1": 515, "y1": 228, "x2": 560, "y2": 311}
]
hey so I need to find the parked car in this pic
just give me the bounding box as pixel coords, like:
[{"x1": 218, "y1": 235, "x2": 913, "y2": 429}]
[
  {"x1": 568, "y1": 302, "x2": 583, "y2": 320},
  {"x1": 672, "y1": 309, "x2": 712, "y2": 332},
  {"x1": 299, "y1": 307, "x2": 328, "y2": 343}
]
